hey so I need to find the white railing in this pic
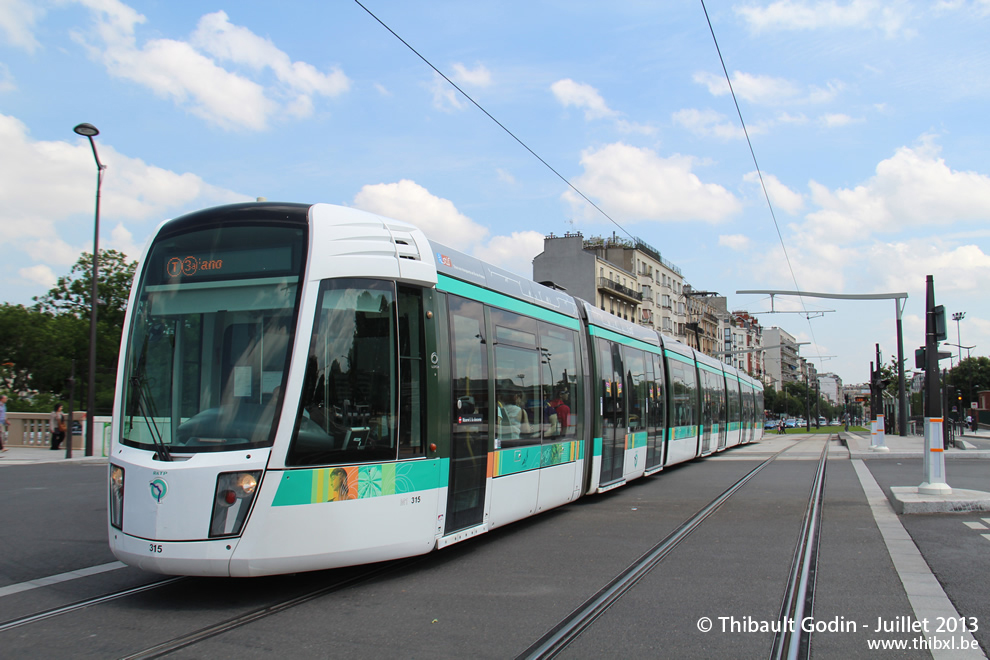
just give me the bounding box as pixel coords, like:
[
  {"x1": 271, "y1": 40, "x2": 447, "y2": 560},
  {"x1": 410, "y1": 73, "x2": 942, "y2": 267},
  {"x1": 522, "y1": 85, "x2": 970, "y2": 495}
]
[{"x1": 5, "y1": 412, "x2": 112, "y2": 456}]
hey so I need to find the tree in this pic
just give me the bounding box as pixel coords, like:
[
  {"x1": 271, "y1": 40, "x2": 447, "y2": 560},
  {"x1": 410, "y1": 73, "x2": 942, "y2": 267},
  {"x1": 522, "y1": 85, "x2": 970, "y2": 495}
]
[
  {"x1": 34, "y1": 249, "x2": 136, "y2": 329},
  {"x1": 948, "y1": 356, "x2": 990, "y2": 411},
  {"x1": 0, "y1": 250, "x2": 137, "y2": 413}
]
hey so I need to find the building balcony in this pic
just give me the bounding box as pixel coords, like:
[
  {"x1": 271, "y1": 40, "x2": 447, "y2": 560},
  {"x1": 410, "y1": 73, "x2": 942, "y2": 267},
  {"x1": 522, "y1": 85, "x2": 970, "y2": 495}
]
[{"x1": 597, "y1": 277, "x2": 643, "y2": 303}]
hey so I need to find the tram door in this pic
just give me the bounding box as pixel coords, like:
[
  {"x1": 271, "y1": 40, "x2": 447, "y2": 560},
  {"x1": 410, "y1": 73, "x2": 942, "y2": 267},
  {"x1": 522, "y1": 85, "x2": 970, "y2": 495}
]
[
  {"x1": 445, "y1": 296, "x2": 489, "y2": 534},
  {"x1": 645, "y1": 352, "x2": 666, "y2": 470},
  {"x1": 699, "y1": 368, "x2": 714, "y2": 455},
  {"x1": 598, "y1": 339, "x2": 625, "y2": 485}
]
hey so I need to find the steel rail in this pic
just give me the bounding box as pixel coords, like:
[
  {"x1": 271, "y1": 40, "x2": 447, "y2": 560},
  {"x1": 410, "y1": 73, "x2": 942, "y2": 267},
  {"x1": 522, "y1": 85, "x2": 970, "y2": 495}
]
[
  {"x1": 0, "y1": 577, "x2": 187, "y2": 634},
  {"x1": 117, "y1": 558, "x2": 422, "y2": 660},
  {"x1": 517, "y1": 439, "x2": 807, "y2": 660},
  {"x1": 769, "y1": 436, "x2": 830, "y2": 660}
]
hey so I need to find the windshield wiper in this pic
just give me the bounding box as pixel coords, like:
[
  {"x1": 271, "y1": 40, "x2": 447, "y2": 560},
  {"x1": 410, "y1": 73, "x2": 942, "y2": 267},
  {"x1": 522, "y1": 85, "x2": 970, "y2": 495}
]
[{"x1": 129, "y1": 376, "x2": 173, "y2": 462}]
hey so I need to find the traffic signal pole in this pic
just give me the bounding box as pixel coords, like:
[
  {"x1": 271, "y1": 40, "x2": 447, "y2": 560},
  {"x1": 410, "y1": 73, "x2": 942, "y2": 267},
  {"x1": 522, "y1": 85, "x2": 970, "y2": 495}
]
[{"x1": 921, "y1": 275, "x2": 950, "y2": 495}]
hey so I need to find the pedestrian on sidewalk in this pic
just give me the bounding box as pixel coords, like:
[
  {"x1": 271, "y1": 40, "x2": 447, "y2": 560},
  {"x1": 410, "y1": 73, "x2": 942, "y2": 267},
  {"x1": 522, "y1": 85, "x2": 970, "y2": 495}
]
[
  {"x1": 0, "y1": 394, "x2": 8, "y2": 451},
  {"x1": 50, "y1": 402, "x2": 66, "y2": 451}
]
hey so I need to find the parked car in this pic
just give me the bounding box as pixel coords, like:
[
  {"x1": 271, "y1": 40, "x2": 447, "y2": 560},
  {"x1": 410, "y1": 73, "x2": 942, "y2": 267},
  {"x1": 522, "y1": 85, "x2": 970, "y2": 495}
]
[
  {"x1": 765, "y1": 419, "x2": 778, "y2": 429},
  {"x1": 785, "y1": 419, "x2": 797, "y2": 428}
]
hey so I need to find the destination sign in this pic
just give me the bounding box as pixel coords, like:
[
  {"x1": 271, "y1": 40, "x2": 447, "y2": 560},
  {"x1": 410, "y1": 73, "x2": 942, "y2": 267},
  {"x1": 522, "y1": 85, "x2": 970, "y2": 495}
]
[{"x1": 164, "y1": 246, "x2": 293, "y2": 280}]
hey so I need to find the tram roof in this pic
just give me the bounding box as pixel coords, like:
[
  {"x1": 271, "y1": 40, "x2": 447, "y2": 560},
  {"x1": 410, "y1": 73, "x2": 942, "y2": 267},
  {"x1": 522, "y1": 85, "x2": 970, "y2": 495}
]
[{"x1": 430, "y1": 241, "x2": 580, "y2": 320}]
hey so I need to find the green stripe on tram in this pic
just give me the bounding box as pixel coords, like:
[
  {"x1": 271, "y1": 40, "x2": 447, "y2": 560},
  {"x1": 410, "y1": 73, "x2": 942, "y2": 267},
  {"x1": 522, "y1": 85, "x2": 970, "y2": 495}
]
[
  {"x1": 271, "y1": 459, "x2": 445, "y2": 506},
  {"x1": 669, "y1": 425, "x2": 695, "y2": 440},
  {"x1": 664, "y1": 349, "x2": 694, "y2": 366},
  {"x1": 437, "y1": 274, "x2": 580, "y2": 330},
  {"x1": 698, "y1": 362, "x2": 723, "y2": 376},
  {"x1": 587, "y1": 325, "x2": 661, "y2": 354},
  {"x1": 493, "y1": 440, "x2": 580, "y2": 477}
]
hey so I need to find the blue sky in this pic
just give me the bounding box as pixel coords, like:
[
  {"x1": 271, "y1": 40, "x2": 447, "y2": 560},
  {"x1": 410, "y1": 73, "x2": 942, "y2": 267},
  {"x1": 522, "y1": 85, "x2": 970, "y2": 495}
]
[{"x1": 2, "y1": 0, "x2": 989, "y2": 386}]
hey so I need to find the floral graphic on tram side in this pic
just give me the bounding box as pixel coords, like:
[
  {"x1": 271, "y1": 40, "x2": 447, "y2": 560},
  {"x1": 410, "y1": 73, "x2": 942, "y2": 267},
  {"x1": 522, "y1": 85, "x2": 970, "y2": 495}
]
[
  {"x1": 541, "y1": 442, "x2": 564, "y2": 467},
  {"x1": 358, "y1": 465, "x2": 383, "y2": 499}
]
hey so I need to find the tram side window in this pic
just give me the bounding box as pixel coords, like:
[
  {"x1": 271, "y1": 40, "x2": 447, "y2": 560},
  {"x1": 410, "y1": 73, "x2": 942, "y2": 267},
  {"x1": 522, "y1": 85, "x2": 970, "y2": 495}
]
[
  {"x1": 491, "y1": 309, "x2": 539, "y2": 448},
  {"x1": 538, "y1": 322, "x2": 582, "y2": 442},
  {"x1": 668, "y1": 358, "x2": 697, "y2": 432},
  {"x1": 728, "y1": 379, "x2": 742, "y2": 428},
  {"x1": 288, "y1": 279, "x2": 398, "y2": 466},
  {"x1": 623, "y1": 347, "x2": 648, "y2": 433},
  {"x1": 450, "y1": 296, "x2": 489, "y2": 441},
  {"x1": 700, "y1": 370, "x2": 723, "y2": 430}
]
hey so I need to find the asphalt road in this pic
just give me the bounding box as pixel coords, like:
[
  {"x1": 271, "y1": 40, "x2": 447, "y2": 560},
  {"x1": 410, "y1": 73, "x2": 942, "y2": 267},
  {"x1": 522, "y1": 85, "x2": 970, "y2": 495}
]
[{"x1": 1, "y1": 441, "x2": 988, "y2": 658}]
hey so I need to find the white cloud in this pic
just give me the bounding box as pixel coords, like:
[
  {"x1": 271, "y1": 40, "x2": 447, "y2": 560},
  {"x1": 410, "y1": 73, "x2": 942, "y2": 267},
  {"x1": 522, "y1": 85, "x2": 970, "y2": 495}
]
[
  {"x1": 672, "y1": 108, "x2": 750, "y2": 140},
  {"x1": 804, "y1": 138, "x2": 990, "y2": 241},
  {"x1": 191, "y1": 12, "x2": 349, "y2": 99},
  {"x1": 747, "y1": 138, "x2": 990, "y2": 301},
  {"x1": 430, "y1": 74, "x2": 467, "y2": 112},
  {"x1": 17, "y1": 264, "x2": 56, "y2": 288},
  {"x1": 693, "y1": 70, "x2": 844, "y2": 106},
  {"x1": 719, "y1": 234, "x2": 752, "y2": 251},
  {"x1": 0, "y1": 63, "x2": 14, "y2": 92},
  {"x1": 71, "y1": 4, "x2": 349, "y2": 130},
  {"x1": 693, "y1": 70, "x2": 801, "y2": 105},
  {"x1": 563, "y1": 143, "x2": 742, "y2": 223},
  {"x1": 0, "y1": 112, "x2": 246, "y2": 254},
  {"x1": 497, "y1": 168, "x2": 516, "y2": 185},
  {"x1": 351, "y1": 180, "x2": 543, "y2": 277},
  {"x1": 352, "y1": 180, "x2": 489, "y2": 250},
  {"x1": 551, "y1": 79, "x2": 618, "y2": 120},
  {"x1": 473, "y1": 231, "x2": 546, "y2": 278},
  {"x1": 744, "y1": 171, "x2": 805, "y2": 214},
  {"x1": 735, "y1": 0, "x2": 914, "y2": 38},
  {"x1": 551, "y1": 79, "x2": 655, "y2": 134},
  {"x1": 0, "y1": 0, "x2": 43, "y2": 52},
  {"x1": 451, "y1": 62, "x2": 492, "y2": 87},
  {"x1": 820, "y1": 113, "x2": 861, "y2": 127}
]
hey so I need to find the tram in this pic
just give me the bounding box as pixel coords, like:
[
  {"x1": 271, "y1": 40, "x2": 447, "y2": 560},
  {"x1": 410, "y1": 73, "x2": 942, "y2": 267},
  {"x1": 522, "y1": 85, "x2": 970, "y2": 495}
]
[{"x1": 107, "y1": 202, "x2": 764, "y2": 577}]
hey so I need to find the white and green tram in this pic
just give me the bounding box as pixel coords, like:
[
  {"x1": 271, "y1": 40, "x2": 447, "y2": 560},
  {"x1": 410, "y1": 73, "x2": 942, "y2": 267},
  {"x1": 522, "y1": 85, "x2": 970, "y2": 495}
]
[{"x1": 108, "y1": 202, "x2": 764, "y2": 577}]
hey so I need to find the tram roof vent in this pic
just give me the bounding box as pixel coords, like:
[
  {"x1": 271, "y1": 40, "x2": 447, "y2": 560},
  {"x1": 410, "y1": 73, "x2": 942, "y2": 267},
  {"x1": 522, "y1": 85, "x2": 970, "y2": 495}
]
[{"x1": 387, "y1": 226, "x2": 423, "y2": 261}]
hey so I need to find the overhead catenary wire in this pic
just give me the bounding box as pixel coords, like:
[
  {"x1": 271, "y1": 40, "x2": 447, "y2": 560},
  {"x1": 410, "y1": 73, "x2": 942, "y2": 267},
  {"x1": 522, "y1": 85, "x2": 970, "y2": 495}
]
[
  {"x1": 354, "y1": 0, "x2": 635, "y2": 243},
  {"x1": 699, "y1": 0, "x2": 825, "y2": 366}
]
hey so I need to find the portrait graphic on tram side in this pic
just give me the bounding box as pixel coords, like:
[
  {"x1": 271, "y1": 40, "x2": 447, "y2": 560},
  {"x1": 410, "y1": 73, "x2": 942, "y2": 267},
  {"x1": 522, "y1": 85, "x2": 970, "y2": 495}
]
[{"x1": 327, "y1": 467, "x2": 354, "y2": 502}]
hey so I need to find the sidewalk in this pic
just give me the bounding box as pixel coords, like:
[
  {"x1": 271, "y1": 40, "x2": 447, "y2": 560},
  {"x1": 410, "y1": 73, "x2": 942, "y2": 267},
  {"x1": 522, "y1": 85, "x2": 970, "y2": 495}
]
[
  {"x1": 841, "y1": 428, "x2": 990, "y2": 459},
  {"x1": 0, "y1": 446, "x2": 108, "y2": 466}
]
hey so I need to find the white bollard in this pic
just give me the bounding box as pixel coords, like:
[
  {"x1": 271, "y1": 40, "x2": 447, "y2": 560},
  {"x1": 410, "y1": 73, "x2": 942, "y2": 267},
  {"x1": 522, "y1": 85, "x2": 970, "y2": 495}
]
[
  {"x1": 919, "y1": 417, "x2": 951, "y2": 495},
  {"x1": 873, "y1": 414, "x2": 889, "y2": 452}
]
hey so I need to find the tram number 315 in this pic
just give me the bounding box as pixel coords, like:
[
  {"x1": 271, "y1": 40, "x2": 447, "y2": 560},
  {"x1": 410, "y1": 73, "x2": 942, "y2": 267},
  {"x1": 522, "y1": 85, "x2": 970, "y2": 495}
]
[{"x1": 149, "y1": 543, "x2": 163, "y2": 553}]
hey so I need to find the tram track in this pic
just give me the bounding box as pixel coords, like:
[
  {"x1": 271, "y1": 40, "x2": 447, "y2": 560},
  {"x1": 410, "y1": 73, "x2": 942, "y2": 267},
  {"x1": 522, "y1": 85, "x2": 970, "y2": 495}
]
[
  {"x1": 769, "y1": 436, "x2": 829, "y2": 660},
  {"x1": 517, "y1": 435, "x2": 829, "y2": 660},
  {"x1": 116, "y1": 557, "x2": 424, "y2": 660},
  {"x1": 0, "y1": 577, "x2": 187, "y2": 634}
]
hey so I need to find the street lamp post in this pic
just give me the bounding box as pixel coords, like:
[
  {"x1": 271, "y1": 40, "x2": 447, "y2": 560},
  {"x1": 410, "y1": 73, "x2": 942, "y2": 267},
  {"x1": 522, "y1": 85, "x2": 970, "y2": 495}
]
[
  {"x1": 952, "y1": 312, "x2": 965, "y2": 367},
  {"x1": 74, "y1": 123, "x2": 104, "y2": 457}
]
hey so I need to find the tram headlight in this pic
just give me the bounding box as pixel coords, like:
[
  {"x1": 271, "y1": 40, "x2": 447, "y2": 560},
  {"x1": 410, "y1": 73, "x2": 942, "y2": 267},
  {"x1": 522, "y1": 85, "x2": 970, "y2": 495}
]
[
  {"x1": 109, "y1": 464, "x2": 125, "y2": 530},
  {"x1": 209, "y1": 471, "x2": 262, "y2": 538}
]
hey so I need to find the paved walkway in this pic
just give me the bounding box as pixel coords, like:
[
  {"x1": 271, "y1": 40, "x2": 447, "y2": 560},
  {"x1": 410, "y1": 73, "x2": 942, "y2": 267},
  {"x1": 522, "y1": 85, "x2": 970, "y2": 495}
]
[
  {"x1": 842, "y1": 427, "x2": 990, "y2": 459},
  {"x1": 0, "y1": 446, "x2": 107, "y2": 466}
]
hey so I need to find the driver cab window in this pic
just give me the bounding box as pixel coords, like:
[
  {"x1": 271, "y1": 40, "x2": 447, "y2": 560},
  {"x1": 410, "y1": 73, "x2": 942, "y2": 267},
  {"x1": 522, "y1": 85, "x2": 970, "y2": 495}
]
[{"x1": 288, "y1": 279, "x2": 398, "y2": 466}]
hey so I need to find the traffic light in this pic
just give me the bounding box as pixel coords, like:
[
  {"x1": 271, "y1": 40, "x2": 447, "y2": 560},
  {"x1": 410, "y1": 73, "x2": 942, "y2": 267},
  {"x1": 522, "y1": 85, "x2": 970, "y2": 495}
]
[{"x1": 934, "y1": 305, "x2": 947, "y2": 341}]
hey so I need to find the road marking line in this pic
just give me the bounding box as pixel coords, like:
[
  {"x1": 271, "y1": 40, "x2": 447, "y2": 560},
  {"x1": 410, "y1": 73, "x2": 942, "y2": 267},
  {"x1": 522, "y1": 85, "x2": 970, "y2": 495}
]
[
  {"x1": 964, "y1": 521, "x2": 988, "y2": 530},
  {"x1": 0, "y1": 561, "x2": 127, "y2": 599},
  {"x1": 851, "y1": 460, "x2": 983, "y2": 659}
]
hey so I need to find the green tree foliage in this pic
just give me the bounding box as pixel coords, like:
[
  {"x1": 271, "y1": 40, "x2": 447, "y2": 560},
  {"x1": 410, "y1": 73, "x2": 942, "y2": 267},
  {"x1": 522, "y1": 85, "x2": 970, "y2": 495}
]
[
  {"x1": 0, "y1": 250, "x2": 137, "y2": 413},
  {"x1": 948, "y1": 357, "x2": 990, "y2": 409}
]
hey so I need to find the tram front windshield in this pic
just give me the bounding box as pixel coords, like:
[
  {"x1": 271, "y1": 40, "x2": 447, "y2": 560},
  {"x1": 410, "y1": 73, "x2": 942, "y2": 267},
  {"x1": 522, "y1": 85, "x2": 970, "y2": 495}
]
[{"x1": 120, "y1": 223, "x2": 305, "y2": 453}]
